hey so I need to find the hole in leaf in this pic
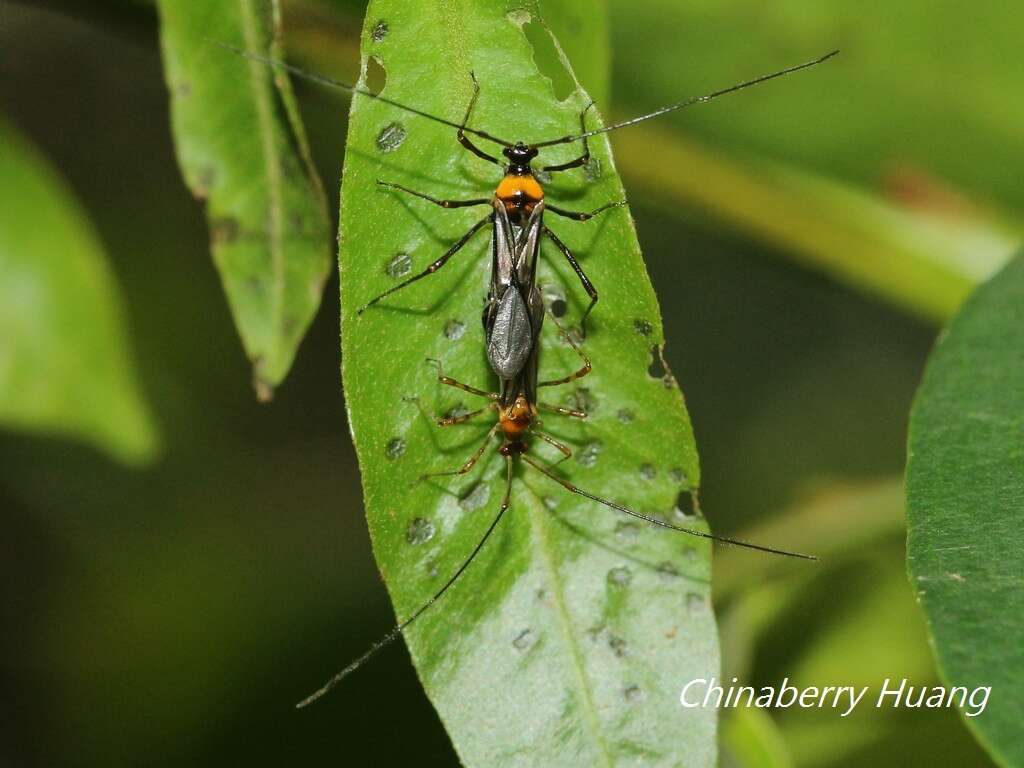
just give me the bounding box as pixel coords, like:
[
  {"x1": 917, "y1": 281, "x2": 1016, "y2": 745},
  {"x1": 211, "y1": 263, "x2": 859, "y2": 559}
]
[
  {"x1": 366, "y1": 55, "x2": 387, "y2": 94},
  {"x1": 647, "y1": 344, "x2": 666, "y2": 379},
  {"x1": 674, "y1": 490, "x2": 701, "y2": 522},
  {"x1": 521, "y1": 20, "x2": 575, "y2": 100}
]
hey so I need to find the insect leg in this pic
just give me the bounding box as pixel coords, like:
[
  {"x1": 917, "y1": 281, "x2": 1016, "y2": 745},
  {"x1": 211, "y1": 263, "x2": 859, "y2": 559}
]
[
  {"x1": 537, "y1": 403, "x2": 587, "y2": 419},
  {"x1": 539, "y1": 317, "x2": 592, "y2": 387},
  {"x1": 426, "y1": 358, "x2": 499, "y2": 400},
  {"x1": 458, "y1": 72, "x2": 501, "y2": 165},
  {"x1": 436, "y1": 405, "x2": 493, "y2": 427},
  {"x1": 378, "y1": 180, "x2": 489, "y2": 209},
  {"x1": 532, "y1": 430, "x2": 573, "y2": 458},
  {"x1": 420, "y1": 423, "x2": 499, "y2": 480},
  {"x1": 295, "y1": 455, "x2": 514, "y2": 708},
  {"x1": 520, "y1": 454, "x2": 818, "y2": 560},
  {"x1": 542, "y1": 225, "x2": 598, "y2": 330},
  {"x1": 358, "y1": 215, "x2": 491, "y2": 315},
  {"x1": 546, "y1": 199, "x2": 626, "y2": 221},
  {"x1": 541, "y1": 102, "x2": 595, "y2": 173}
]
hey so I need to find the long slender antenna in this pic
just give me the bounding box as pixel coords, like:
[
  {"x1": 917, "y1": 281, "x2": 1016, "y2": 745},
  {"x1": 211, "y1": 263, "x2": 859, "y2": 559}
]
[
  {"x1": 208, "y1": 40, "x2": 513, "y2": 147},
  {"x1": 296, "y1": 455, "x2": 515, "y2": 708},
  {"x1": 530, "y1": 50, "x2": 839, "y2": 148},
  {"x1": 521, "y1": 455, "x2": 817, "y2": 560}
]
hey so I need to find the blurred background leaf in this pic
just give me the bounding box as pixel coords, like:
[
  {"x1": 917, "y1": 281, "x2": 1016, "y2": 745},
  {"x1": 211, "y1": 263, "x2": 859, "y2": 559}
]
[
  {"x1": 606, "y1": 1, "x2": 1024, "y2": 319},
  {"x1": 156, "y1": 0, "x2": 331, "y2": 398},
  {"x1": 337, "y1": 1, "x2": 716, "y2": 764},
  {"x1": 0, "y1": 116, "x2": 158, "y2": 465},
  {"x1": 906, "y1": 254, "x2": 1024, "y2": 767}
]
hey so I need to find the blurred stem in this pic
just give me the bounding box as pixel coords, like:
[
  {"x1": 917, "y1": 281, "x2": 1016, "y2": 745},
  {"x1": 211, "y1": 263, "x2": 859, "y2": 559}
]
[{"x1": 616, "y1": 123, "x2": 1021, "y2": 323}]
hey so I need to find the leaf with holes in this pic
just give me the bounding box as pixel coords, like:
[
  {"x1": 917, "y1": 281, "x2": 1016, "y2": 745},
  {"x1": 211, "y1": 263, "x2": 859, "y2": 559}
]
[
  {"x1": 157, "y1": 0, "x2": 330, "y2": 398},
  {"x1": 0, "y1": 118, "x2": 158, "y2": 464},
  {"x1": 337, "y1": 1, "x2": 718, "y2": 764},
  {"x1": 906, "y1": 254, "x2": 1024, "y2": 767}
]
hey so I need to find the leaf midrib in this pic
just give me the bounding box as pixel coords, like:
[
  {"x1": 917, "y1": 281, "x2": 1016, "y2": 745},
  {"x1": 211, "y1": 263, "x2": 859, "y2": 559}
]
[
  {"x1": 523, "y1": 476, "x2": 614, "y2": 766},
  {"x1": 238, "y1": 0, "x2": 284, "y2": 363}
]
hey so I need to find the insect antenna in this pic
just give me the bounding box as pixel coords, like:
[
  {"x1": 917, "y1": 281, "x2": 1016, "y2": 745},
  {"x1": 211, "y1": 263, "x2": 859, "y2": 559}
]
[
  {"x1": 520, "y1": 454, "x2": 817, "y2": 561},
  {"x1": 530, "y1": 50, "x2": 839, "y2": 149},
  {"x1": 295, "y1": 455, "x2": 515, "y2": 708},
  {"x1": 208, "y1": 40, "x2": 514, "y2": 147}
]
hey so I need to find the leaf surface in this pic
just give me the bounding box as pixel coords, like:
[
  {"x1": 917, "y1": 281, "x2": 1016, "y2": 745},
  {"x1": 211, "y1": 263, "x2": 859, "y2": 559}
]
[
  {"x1": 906, "y1": 254, "x2": 1024, "y2": 766},
  {"x1": 338, "y1": 1, "x2": 715, "y2": 764}
]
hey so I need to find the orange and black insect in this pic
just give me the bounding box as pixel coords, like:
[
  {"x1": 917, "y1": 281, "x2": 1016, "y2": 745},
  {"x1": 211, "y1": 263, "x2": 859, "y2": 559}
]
[
  {"x1": 295, "y1": 315, "x2": 817, "y2": 707},
  {"x1": 219, "y1": 43, "x2": 837, "y2": 335}
]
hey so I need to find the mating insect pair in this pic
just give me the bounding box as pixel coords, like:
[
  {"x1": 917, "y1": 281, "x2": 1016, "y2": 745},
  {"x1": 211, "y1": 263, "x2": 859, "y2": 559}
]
[
  {"x1": 298, "y1": 225, "x2": 815, "y2": 708},
  {"x1": 219, "y1": 40, "x2": 836, "y2": 706}
]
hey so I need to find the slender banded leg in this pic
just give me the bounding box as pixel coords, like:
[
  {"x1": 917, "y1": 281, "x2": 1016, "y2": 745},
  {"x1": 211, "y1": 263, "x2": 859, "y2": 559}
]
[
  {"x1": 522, "y1": 453, "x2": 689, "y2": 533},
  {"x1": 542, "y1": 102, "x2": 595, "y2": 173},
  {"x1": 546, "y1": 199, "x2": 626, "y2": 222},
  {"x1": 532, "y1": 430, "x2": 572, "y2": 458},
  {"x1": 436, "y1": 405, "x2": 493, "y2": 427},
  {"x1": 426, "y1": 358, "x2": 499, "y2": 400},
  {"x1": 538, "y1": 403, "x2": 586, "y2": 419},
  {"x1": 378, "y1": 180, "x2": 489, "y2": 209},
  {"x1": 421, "y1": 424, "x2": 499, "y2": 481},
  {"x1": 458, "y1": 73, "x2": 500, "y2": 165},
  {"x1": 357, "y1": 215, "x2": 490, "y2": 314},
  {"x1": 542, "y1": 225, "x2": 598, "y2": 330},
  {"x1": 540, "y1": 315, "x2": 592, "y2": 388}
]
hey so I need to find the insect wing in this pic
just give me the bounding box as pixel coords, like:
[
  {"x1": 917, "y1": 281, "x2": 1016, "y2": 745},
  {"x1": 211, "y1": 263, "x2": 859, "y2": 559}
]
[{"x1": 485, "y1": 202, "x2": 545, "y2": 381}]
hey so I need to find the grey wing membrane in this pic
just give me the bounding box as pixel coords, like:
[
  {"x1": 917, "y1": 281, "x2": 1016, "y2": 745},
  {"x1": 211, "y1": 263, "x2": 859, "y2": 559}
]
[{"x1": 485, "y1": 200, "x2": 546, "y2": 382}]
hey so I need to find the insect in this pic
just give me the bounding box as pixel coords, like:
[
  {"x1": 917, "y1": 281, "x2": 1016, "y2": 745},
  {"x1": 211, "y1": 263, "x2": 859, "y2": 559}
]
[
  {"x1": 296, "y1": 309, "x2": 816, "y2": 708},
  {"x1": 214, "y1": 41, "x2": 835, "y2": 706},
  {"x1": 294, "y1": 182, "x2": 813, "y2": 706},
  {"x1": 218, "y1": 42, "x2": 838, "y2": 334}
]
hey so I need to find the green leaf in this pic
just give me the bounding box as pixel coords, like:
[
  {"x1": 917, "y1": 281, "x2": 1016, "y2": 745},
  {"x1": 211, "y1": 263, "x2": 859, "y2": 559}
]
[
  {"x1": 338, "y1": 1, "x2": 713, "y2": 764},
  {"x1": 0, "y1": 117, "x2": 158, "y2": 464},
  {"x1": 906, "y1": 254, "x2": 1024, "y2": 766},
  {"x1": 156, "y1": 0, "x2": 331, "y2": 399}
]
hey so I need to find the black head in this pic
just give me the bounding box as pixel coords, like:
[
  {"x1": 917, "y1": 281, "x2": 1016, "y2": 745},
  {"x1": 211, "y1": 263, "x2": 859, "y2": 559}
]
[{"x1": 502, "y1": 142, "x2": 538, "y2": 169}]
